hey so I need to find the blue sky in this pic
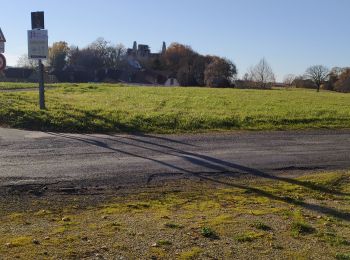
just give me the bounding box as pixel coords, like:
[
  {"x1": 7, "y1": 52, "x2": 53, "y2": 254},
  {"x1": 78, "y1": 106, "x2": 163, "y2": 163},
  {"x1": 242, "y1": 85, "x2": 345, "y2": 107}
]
[{"x1": 1, "y1": 0, "x2": 349, "y2": 81}]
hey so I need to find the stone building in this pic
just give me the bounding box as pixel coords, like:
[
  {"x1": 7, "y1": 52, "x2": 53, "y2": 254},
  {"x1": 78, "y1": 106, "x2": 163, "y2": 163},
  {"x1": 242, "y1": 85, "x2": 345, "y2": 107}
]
[{"x1": 127, "y1": 41, "x2": 166, "y2": 59}]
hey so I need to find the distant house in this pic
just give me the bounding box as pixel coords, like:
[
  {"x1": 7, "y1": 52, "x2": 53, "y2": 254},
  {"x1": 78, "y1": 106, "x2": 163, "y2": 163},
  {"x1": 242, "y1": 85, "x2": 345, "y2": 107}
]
[{"x1": 164, "y1": 77, "x2": 180, "y2": 87}]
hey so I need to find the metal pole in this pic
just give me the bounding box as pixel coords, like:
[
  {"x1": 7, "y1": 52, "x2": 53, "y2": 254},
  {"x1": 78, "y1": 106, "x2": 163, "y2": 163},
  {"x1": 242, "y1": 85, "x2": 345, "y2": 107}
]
[{"x1": 38, "y1": 59, "x2": 45, "y2": 110}]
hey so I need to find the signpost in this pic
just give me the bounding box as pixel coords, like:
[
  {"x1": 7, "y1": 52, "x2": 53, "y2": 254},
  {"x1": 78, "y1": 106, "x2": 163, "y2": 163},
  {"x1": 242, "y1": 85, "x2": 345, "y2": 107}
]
[
  {"x1": 28, "y1": 11, "x2": 48, "y2": 110},
  {"x1": 0, "y1": 28, "x2": 6, "y2": 72}
]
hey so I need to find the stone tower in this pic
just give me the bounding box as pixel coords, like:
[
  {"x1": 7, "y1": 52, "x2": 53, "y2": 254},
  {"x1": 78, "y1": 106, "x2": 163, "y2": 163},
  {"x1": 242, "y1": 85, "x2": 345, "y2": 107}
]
[
  {"x1": 162, "y1": 42, "x2": 167, "y2": 55},
  {"x1": 133, "y1": 41, "x2": 137, "y2": 52}
]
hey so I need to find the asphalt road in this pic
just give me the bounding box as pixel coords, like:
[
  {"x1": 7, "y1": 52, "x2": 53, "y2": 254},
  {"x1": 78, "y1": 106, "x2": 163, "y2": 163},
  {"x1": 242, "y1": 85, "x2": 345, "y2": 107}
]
[{"x1": 0, "y1": 128, "x2": 349, "y2": 191}]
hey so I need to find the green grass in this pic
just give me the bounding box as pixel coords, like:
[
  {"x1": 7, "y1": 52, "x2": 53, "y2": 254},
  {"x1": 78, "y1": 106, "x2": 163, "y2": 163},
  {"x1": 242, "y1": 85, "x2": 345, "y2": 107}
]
[
  {"x1": 337, "y1": 253, "x2": 350, "y2": 260},
  {"x1": 0, "y1": 82, "x2": 39, "y2": 90},
  {"x1": 164, "y1": 223, "x2": 184, "y2": 229},
  {"x1": 0, "y1": 83, "x2": 349, "y2": 133},
  {"x1": 251, "y1": 221, "x2": 272, "y2": 231},
  {"x1": 234, "y1": 231, "x2": 265, "y2": 242}
]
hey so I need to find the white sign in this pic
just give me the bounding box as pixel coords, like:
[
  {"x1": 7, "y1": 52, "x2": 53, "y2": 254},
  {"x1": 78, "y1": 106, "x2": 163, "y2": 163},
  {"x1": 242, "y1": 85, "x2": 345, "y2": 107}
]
[
  {"x1": 28, "y1": 30, "x2": 48, "y2": 59},
  {"x1": 0, "y1": 42, "x2": 4, "y2": 53}
]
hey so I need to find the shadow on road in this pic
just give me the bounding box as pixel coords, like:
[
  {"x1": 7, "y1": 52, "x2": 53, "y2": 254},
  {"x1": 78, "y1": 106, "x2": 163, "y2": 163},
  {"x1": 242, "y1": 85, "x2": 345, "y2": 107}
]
[{"x1": 48, "y1": 132, "x2": 350, "y2": 221}]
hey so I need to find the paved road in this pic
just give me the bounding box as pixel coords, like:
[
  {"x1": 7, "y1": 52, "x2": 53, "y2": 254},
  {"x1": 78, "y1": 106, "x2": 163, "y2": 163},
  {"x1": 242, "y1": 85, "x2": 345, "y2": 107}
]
[{"x1": 0, "y1": 128, "x2": 349, "y2": 190}]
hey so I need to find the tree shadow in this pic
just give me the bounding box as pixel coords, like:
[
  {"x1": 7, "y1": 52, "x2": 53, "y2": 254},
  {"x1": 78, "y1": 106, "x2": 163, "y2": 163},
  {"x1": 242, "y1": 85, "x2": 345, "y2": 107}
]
[
  {"x1": 47, "y1": 132, "x2": 350, "y2": 221},
  {"x1": 101, "y1": 133, "x2": 350, "y2": 197},
  {"x1": 196, "y1": 174, "x2": 350, "y2": 221}
]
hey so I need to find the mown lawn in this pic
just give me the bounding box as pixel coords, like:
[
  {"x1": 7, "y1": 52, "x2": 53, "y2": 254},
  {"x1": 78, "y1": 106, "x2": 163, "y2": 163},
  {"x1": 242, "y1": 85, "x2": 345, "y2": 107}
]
[
  {"x1": 0, "y1": 83, "x2": 349, "y2": 133},
  {"x1": 0, "y1": 171, "x2": 349, "y2": 259}
]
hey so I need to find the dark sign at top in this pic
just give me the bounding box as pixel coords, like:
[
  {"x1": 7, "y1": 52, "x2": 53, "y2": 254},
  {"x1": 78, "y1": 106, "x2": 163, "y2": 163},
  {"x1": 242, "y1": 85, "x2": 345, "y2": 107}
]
[{"x1": 31, "y1": 12, "x2": 45, "y2": 30}]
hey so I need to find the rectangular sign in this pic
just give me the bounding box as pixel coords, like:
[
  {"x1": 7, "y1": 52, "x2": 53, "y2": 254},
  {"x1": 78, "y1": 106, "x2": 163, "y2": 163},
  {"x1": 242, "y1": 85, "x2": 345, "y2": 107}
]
[
  {"x1": 0, "y1": 42, "x2": 4, "y2": 53},
  {"x1": 28, "y1": 30, "x2": 48, "y2": 59},
  {"x1": 31, "y1": 12, "x2": 45, "y2": 30}
]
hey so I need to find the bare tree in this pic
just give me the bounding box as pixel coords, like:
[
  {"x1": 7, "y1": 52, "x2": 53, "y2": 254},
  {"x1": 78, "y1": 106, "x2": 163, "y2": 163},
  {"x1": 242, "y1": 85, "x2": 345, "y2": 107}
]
[
  {"x1": 248, "y1": 58, "x2": 275, "y2": 88},
  {"x1": 242, "y1": 73, "x2": 250, "y2": 81},
  {"x1": 87, "y1": 38, "x2": 127, "y2": 69},
  {"x1": 330, "y1": 67, "x2": 346, "y2": 77},
  {"x1": 17, "y1": 54, "x2": 38, "y2": 69},
  {"x1": 283, "y1": 74, "x2": 296, "y2": 87},
  {"x1": 115, "y1": 43, "x2": 126, "y2": 61},
  {"x1": 305, "y1": 65, "x2": 329, "y2": 92}
]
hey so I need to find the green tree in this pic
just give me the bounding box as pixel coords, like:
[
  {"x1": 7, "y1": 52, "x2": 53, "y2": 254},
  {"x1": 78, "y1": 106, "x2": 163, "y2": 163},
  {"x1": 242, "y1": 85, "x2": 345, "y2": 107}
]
[{"x1": 48, "y1": 41, "x2": 69, "y2": 71}]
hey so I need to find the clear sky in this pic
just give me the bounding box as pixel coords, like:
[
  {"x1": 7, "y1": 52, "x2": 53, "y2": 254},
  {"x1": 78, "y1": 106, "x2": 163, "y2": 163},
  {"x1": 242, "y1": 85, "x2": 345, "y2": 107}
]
[{"x1": 1, "y1": 0, "x2": 349, "y2": 81}]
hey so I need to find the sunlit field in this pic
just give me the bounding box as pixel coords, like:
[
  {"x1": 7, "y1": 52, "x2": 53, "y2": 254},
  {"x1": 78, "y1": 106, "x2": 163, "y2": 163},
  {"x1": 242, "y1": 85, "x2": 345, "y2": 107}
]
[{"x1": 0, "y1": 83, "x2": 349, "y2": 133}]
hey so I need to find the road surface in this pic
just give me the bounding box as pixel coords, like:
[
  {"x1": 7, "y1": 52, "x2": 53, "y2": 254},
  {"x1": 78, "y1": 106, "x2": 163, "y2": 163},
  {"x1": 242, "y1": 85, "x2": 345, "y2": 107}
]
[{"x1": 0, "y1": 128, "x2": 349, "y2": 192}]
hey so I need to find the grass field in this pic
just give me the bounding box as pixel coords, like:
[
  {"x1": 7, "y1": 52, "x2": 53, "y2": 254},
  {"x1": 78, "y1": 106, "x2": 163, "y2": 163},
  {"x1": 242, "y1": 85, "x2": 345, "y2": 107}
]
[
  {"x1": 0, "y1": 82, "x2": 39, "y2": 90},
  {"x1": 0, "y1": 171, "x2": 349, "y2": 259},
  {"x1": 0, "y1": 83, "x2": 349, "y2": 133}
]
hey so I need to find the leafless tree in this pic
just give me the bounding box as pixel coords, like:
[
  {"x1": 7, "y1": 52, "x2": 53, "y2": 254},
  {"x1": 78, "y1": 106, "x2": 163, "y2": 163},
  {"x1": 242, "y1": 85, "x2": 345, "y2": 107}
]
[
  {"x1": 283, "y1": 74, "x2": 296, "y2": 87},
  {"x1": 17, "y1": 54, "x2": 39, "y2": 69},
  {"x1": 248, "y1": 58, "x2": 275, "y2": 88},
  {"x1": 242, "y1": 73, "x2": 250, "y2": 81},
  {"x1": 88, "y1": 38, "x2": 126, "y2": 69},
  {"x1": 330, "y1": 67, "x2": 346, "y2": 77},
  {"x1": 305, "y1": 65, "x2": 329, "y2": 92}
]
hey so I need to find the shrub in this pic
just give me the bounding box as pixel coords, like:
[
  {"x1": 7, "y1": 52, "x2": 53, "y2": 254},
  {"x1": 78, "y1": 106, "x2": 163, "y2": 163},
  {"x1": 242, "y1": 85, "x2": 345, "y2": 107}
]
[
  {"x1": 336, "y1": 253, "x2": 350, "y2": 260},
  {"x1": 291, "y1": 222, "x2": 315, "y2": 237},
  {"x1": 234, "y1": 231, "x2": 263, "y2": 242},
  {"x1": 201, "y1": 227, "x2": 218, "y2": 239},
  {"x1": 251, "y1": 221, "x2": 272, "y2": 231}
]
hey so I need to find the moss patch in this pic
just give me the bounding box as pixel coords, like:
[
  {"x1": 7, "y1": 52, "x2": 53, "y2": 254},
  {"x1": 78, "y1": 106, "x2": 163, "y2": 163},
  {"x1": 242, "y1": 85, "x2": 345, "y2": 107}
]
[{"x1": 0, "y1": 171, "x2": 349, "y2": 259}]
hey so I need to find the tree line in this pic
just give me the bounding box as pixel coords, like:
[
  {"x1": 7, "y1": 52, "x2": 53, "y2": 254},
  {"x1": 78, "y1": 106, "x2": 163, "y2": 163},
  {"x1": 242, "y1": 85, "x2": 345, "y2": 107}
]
[
  {"x1": 284, "y1": 66, "x2": 350, "y2": 93},
  {"x1": 16, "y1": 38, "x2": 350, "y2": 92},
  {"x1": 18, "y1": 38, "x2": 238, "y2": 87}
]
